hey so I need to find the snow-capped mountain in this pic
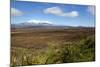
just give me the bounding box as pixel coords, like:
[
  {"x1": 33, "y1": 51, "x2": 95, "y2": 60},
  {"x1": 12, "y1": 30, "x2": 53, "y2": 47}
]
[{"x1": 11, "y1": 21, "x2": 53, "y2": 28}]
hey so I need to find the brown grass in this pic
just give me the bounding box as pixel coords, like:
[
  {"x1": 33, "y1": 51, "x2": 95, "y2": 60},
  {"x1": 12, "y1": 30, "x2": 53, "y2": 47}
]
[{"x1": 11, "y1": 28, "x2": 95, "y2": 66}]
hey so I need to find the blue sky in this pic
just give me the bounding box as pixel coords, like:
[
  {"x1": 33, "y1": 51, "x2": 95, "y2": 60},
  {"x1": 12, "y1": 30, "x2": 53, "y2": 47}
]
[{"x1": 11, "y1": 1, "x2": 95, "y2": 27}]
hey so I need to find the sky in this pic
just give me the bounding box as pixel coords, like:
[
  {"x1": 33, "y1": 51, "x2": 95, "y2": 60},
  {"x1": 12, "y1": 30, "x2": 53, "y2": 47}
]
[{"x1": 11, "y1": 1, "x2": 95, "y2": 27}]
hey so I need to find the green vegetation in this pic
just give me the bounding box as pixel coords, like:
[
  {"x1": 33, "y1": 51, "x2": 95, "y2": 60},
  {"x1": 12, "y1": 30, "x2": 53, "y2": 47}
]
[{"x1": 11, "y1": 35, "x2": 95, "y2": 66}]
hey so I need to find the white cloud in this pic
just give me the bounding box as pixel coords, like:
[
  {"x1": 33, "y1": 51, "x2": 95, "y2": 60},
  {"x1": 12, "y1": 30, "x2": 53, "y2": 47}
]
[
  {"x1": 11, "y1": 8, "x2": 23, "y2": 16},
  {"x1": 87, "y1": 6, "x2": 95, "y2": 15},
  {"x1": 28, "y1": 19, "x2": 52, "y2": 24},
  {"x1": 63, "y1": 11, "x2": 79, "y2": 17},
  {"x1": 44, "y1": 6, "x2": 79, "y2": 17},
  {"x1": 44, "y1": 6, "x2": 63, "y2": 16}
]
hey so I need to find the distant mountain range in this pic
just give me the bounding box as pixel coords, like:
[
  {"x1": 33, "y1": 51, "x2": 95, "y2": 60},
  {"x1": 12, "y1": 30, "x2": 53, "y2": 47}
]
[{"x1": 11, "y1": 22, "x2": 94, "y2": 29}]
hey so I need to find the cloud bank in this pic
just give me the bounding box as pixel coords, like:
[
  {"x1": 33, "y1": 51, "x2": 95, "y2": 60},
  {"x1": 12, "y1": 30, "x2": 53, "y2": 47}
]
[
  {"x1": 44, "y1": 6, "x2": 79, "y2": 17},
  {"x1": 87, "y1": 6, "x2": 95, "y2": 15},
  {"x1": 11, "y1": 8, "x2": 23, "y2": 16}
]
